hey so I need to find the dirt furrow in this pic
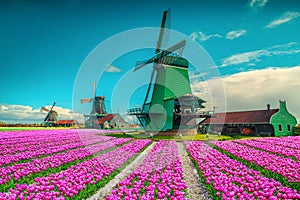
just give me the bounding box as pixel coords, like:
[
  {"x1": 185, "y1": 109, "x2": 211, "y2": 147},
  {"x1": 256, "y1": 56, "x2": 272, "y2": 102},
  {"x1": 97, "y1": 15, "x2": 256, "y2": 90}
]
[
  {"x1": 177, "y1": 142, "x2": 212, "y2": 200},
  {"x1": 87, "y1": 142, "x2": 156, "y2": 200}
]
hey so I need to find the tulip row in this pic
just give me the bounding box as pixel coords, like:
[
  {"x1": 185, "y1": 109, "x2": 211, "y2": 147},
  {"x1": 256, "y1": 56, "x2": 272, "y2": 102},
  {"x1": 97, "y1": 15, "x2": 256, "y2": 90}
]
[
  {"x1": 0, "y1": 129, "x2": 101, "y2": 142},
  {"x1": 0, "y1": 130, "x2": 64, "y2": 143},
  {"x1": 0, "y1": 130, "x2": 79, "y2": 147},
  {"x1": 106, "y1": 140, "x2": 188, "y2": 200},
  {"x1": 252, "y1": 136, "x2": 300, "y2": 150},
  {"x1": 0, "y1": 129, "x2": 133, "y2": 156},
  {"x1": 0, "y1": 130, "x2": 111, "y2": 156},
  {"x1": 234, "y1": 139, "x2": 300, "y2": 161},
  {"x1": 0, "y1": 133, "x2": 80, "y2": 156},
  {"x1": 0, "y1": 135, "x2": 114, "y2": 167},
  {"x1": 185, "y1": 141, "x2": 300, "y2": 200},
  {"x1": 0, "y1": 139, "x2": 151, "y2": 200},
  {"x1": 0, "y1": 137, "x2": 131, "y2": 191},
  {"x1": 94, "y1": 129, "x2": 134, "y2": 134},
  {"x1": 0, "y1": 129, "x2": 131, "y2": 147},
  {"x1": 210, "y1": 141, "x2": 300, "y2": 190}
]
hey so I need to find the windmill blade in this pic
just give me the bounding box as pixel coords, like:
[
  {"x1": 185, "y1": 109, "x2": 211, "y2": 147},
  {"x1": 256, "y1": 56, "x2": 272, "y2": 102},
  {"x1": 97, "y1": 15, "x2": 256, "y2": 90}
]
[
  {"x1": 49, "y1": 102, "x2": 56, "y2": 111},
  {"x1": 81, "y1": 98, "x2": 93, "y2": 104},
  {"x1": 143, "y1": 67, "x2": 156, "y2": 107},
  {"x1": 44, "y1": 113, "x2": 50, "y2": 122},
  {"x1": 134, "y1": 57, "x2": 155, "y2": 71},
  {"x1": 41, "y1": 107, "x2": 50, "y2": 113},
  {"x1": 155, "y1": 9, "x2": 171, "y2": 54},
  {"x1": 93, "y1": 82, "x2": 96, "y2": 98},
  {"x1": 158, "y1": 39, "x2": 186, "y2": 59},
  {"x1": 134, "y1": 40, "x2": 186, "y2": 71}
]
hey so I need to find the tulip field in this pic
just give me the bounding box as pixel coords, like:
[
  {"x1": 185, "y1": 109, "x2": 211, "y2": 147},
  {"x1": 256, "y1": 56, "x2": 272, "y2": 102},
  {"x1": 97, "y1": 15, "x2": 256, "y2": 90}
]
[
  {"x1": 0, "y1": 130, "x2": 300, "y2": 199},
  {"x1": 107, "y1": 140, "x2": 188, "y2": 200},
  {"x1": 185, "y1": 141, "x2": 300, "y2": 199}
]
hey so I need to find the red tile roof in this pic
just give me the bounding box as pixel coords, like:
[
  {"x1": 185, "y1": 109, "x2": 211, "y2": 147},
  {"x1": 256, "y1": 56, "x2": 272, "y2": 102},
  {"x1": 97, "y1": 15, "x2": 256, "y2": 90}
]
[
  {"x1": 96, "y1": 114, "x2": 116, "y2": 125},
  {"x1": 55, "y1": 120, "x2": 76, "y2": 125},
  {"x1": 202, "y1": 109, "x2": 279, "y2": 124}
]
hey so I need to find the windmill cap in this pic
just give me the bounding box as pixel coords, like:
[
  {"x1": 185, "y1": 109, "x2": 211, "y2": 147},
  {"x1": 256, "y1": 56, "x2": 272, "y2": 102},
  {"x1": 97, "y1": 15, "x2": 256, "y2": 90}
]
[{"x1": 160, "y1": 56, "x2": 188, "y2": 68}]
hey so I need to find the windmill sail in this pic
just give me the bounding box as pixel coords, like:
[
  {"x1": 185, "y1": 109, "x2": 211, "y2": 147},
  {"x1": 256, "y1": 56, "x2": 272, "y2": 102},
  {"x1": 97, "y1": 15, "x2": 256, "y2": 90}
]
[
  {"x1": 81, "y1": 98, "x2": 93, "y2": 104},
  {"x1": 41, "y1": 107, "x2": 49, "y2": 113},
  {"x1": 142, "y1": 68, "x2": 156, "y2": 108},
  {"x1": 93, "y1": 82, "x2": 96, "y2": 97},
  {"x1": 155, "y1": 8, "x2": 171, "y2": 54},
  {"x1": 44, "y1": 113, "x2": 50, "y2": 122},
  {"x1": 134, "y1": 40, "x2": 186, "y2": 71}
]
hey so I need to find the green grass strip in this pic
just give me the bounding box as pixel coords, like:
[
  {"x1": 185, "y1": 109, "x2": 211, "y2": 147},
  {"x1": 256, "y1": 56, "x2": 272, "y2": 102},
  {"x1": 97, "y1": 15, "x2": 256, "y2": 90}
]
[{"x1": 183, "y1": 143, "x2": 220, "y2": 200}]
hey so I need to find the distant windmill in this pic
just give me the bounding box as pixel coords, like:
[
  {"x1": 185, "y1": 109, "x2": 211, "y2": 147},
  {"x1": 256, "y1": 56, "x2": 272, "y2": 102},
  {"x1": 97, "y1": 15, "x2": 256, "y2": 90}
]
[
  {"x1": 81, "y1": 82, "x2": 107, "y2": 128},
  {"x1": 41, "y1": 102, "x2": 58, "y2": 126}
]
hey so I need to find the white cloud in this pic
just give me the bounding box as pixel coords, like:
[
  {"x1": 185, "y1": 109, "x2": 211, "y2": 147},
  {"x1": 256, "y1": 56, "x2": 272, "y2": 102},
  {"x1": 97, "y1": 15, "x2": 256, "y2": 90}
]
[
  {"x1": 189, "y1": 31, "x2": 222, "y2": 42},
  {"x1": 0, "y1": 104, "x2": 84, "y2": 124},
  {"x1": 226, "y1": 30, "x2": 247, "y2": 40},
  {"x1": 221, "y1": 42, "x2": 300, "y2": 67},
  {"x1": 221, "y1": 49, "x2": 268, "y2": 67},
  {"x1": 192, "y1": 66, "x2": 300, "y2": 122},
  {"x1": 105, "y1": 65, "x2": 122, "y2": 73},
  {"x1": 189, "y1": 70, "x2": 208, "y2": 81},
  {"x1": 190, "y1": 29, "x2": 247, "y2": 42},
  {"x1": 248, "y1": 0, "x2": 269, "y2": 10},
  {"x1": 266, "y1": 11, "x2": 300, "y2": 28}
]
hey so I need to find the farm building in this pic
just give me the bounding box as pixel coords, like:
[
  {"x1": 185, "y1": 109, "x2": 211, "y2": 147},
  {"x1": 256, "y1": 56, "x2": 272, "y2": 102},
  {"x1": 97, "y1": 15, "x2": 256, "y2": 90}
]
[
  {"x1": 201, "y1": 100, "x2": 297, "y2": 136},
  {"x1": 55, "y1": 120, "x2": 78, "y2": 127},
  {"x1": 96, "y1": 114, "x2": 127, "y2": 129},
  {"x1": 294, "y1": 125, "x2": 300, "y2": 135}
]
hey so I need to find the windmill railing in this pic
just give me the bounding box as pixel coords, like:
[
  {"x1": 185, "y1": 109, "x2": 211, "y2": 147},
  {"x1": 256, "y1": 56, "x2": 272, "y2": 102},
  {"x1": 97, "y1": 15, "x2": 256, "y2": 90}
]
[
  {"x1": 174, "y1": 111, "x2": 214, "y2": 118},
  {"x1": 83, "y1": 113, "x2": 107, "y2": 117},
  {"x1": 127, "y1": 108, "x2": 148, "y2": 116}
]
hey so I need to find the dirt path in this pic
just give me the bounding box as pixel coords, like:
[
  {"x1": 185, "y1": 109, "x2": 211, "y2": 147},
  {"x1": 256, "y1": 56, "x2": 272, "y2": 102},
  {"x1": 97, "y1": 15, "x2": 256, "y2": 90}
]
[
  {"x1": 86, "y1": 142, "x2": 156, "y2": 200},
  {"x1": 177, "y1": 142, "x2": 212, "y2": 200}
]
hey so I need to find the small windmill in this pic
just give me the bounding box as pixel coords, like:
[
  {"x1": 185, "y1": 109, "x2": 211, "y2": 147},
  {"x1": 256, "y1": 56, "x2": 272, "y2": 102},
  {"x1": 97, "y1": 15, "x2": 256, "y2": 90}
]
[
  {"x1": 128, "y1": 9, "x2": 209, "y2": 133},
  {"x1": 41, "y1": 102, "x2": 58, "y2": 126},
  {"x1": 81, "y1": 82, "x2": 107, "y2": 128}
]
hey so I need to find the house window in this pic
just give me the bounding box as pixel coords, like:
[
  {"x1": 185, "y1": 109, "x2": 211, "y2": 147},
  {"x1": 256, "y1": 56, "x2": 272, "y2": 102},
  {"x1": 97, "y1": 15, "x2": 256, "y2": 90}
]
[
  {"x1": 278, "y1": 124, "x2": 282, "y2": 132},
  {"x1": 287, "y1": 124, "x2": 291, "y2": 132}
]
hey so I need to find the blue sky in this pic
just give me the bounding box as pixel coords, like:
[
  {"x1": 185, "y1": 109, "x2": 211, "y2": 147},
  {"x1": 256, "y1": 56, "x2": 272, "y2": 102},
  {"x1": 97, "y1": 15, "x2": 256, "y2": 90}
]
[{"x1": 0, "y1": 0, "x2": 300, "y2": 123}]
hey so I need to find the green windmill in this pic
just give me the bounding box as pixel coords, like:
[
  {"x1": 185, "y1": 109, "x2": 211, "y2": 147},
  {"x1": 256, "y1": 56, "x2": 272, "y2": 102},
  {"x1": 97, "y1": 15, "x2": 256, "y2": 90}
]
[{"x1": 128, "y1": 9, "x2": 209, "y2": 133}]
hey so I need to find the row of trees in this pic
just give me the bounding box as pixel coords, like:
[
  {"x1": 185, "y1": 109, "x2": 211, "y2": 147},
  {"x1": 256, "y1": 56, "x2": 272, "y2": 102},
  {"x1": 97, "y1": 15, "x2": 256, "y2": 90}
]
[
  {"x1": 0, "y1": 122, "x2": 44, "y2": 127},
  {"x1": 294, "y1": 125, "x2": 300, "y2": 136}
]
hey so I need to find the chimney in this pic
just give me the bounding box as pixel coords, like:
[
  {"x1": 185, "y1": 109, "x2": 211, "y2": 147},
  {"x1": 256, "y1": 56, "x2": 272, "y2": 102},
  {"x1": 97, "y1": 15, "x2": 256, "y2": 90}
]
[
  {"x1": 267, "y1": 104, "x2": 270, "y2": 110},
  {"x1": 279, "y1": 100, "x2": 287, "y2": 112}
]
